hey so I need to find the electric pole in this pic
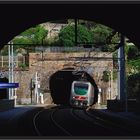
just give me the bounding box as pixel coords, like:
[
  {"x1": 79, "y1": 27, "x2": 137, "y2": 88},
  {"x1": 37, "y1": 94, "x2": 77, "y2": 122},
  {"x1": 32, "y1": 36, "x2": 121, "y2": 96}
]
[{"x1": 117, "y1": 35, "x2": 127, "y2": 111}]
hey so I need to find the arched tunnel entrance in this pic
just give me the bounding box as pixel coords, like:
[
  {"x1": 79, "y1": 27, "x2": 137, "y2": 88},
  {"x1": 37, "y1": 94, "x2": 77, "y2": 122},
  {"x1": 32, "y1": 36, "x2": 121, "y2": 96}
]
[
  {"x1": 0, "y1": 3, "x2": 140, "y2": 137},
  {"x1": 0, "y1": 17, "x2": 138, "y2": 107},
  {"x1": 0, "y1": 2, "x2": 139, "y2": 112},
  {"x1": 49, "y1": 68, "x2": 99, "y2": 106}
]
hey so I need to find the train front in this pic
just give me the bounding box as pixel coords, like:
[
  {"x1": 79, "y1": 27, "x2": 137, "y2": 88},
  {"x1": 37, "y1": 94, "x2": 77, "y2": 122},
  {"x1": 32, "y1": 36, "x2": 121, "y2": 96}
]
[{"x1": 70, "y1": 81, "x2": 94, "y2": 108}]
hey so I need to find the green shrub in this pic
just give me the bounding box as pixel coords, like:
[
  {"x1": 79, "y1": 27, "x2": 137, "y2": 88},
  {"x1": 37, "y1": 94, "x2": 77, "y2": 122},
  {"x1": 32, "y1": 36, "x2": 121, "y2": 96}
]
[{"x1": 59, "y1": 24, "x2": 93, "y2": 47}]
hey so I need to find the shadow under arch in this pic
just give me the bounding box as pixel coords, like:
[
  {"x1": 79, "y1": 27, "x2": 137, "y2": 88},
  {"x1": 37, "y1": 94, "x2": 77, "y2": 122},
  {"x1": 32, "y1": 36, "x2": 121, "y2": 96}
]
[{"x1": 0, "y1": 4, "x2": 140, "y2": 48}]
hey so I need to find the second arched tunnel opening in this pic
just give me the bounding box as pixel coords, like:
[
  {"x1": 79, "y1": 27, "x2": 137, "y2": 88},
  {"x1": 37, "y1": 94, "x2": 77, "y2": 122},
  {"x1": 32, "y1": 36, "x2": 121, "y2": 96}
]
[{"x1": 49, "y1": 68, "x2": 99, "y2": 106}]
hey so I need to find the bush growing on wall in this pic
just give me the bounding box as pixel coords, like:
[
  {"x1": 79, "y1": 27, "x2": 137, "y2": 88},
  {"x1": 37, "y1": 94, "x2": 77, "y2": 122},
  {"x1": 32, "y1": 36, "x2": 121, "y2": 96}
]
[
  {"x1": 102, "y1": 71, "x2": 110, "y2": 82},
  {"x1": 127, "y1": 73, "x2": 140, "y2": 99}
]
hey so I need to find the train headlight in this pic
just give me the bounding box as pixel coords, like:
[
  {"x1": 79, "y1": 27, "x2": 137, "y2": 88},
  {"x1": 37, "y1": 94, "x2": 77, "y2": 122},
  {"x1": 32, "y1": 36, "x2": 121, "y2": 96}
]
[
  {"x1": 80, "y1": 102, "x2": 83, "y2": 106},
  {"x1": 75, "y1": 101, "x2": 78, "y2": 106}
]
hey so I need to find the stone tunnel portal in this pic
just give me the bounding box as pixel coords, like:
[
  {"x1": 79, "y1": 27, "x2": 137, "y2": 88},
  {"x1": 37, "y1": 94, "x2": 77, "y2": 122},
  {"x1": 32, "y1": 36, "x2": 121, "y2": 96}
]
[{"x1": 49, "y1": 68, "x2": 99, "y2": 106}]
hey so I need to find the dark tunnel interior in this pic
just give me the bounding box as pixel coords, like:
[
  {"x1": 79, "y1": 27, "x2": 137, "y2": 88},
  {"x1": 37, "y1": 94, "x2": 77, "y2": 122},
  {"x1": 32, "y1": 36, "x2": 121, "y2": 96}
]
[{"x1": 49, "y1": 68, "x2": 99, "y2": 106}]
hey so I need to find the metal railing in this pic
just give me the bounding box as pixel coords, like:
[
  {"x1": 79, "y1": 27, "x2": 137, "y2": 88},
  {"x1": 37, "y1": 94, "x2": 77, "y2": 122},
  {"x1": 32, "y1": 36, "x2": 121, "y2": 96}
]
[
  {"x1": 35, "y1": 46, "x2": 102, "y2": 53},
  {"x1": 0, "y1": 56, "x2": 26, "y2": 68}
]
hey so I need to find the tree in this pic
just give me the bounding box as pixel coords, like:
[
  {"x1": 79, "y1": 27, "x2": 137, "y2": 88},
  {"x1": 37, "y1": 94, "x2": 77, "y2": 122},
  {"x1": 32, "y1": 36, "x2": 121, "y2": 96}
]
[
  {"x1": 32, "y1": 25, "x2": 48, "y2": 44},
  {"x1": 127, "y1": 45, "x2": 139, "y2": 60},
  {"x1": 0, "y1": 45, "x2": 8, "y2": 55},
  {"x1": 59, "y1": 24, "x2": 93, "y2": 47},
  {"x1": 13, "y1": 25, "x2": 48, "y2": 47},
  {"x1": 91, "y1": 24, "x2": 120, "y2": 52},
  {"x1": 12, "y1": 25, "x2": 48, "y2": 55},
  {"x1": 127, "y1": 73, "x2": 140, "y2": 99},
  {"x1": 92, "y1": 24, "x2": 111, "y2": 44},
  {"x1": 125, "y1": 44, "x2": 140, "y2": 75},
  {"x1": 46, "y1": 36, "x2": 61, "y2": 46}
]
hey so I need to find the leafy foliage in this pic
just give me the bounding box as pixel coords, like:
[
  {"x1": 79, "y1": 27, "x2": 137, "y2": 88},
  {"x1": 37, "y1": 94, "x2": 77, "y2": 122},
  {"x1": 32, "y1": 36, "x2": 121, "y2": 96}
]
[
  {"x1": 46, "y1": 36, "x2": 61, "y2": 46},
  {"x1": 102, "y1": 70, "x2": 117, "y2": 82},
  {"x1": 19, "y1": 63, "x2": 28, "y2": 70},
  {"x1": 13, "y1": 25, "x2": 48, "y2": 47},
  {"x1": 113, "y1": 70, "x2": 118, "y2": 80},
  {"x1": 125, "y1": 44, "x2": 140, "y2": 99},
  {"x1": 91, "y1": 24, "x2": 120, "y2": 51},
  {"x1": 102, "y1": 71, "x2": 110, "y2": 82},
  {"x1": 127, "y1": 73, "x2": 140, "y2": 99},
  {"x1": 125, "y1": 44, "x2": 140, "y2": 75},
  {"x1": 59, "y1": 24, "x2": 93, "y2": 47},
  {"x1": 0, "y1": 45, "x2": 8, "y2": 55},
  {"x1": 127, "y1": 45, "x2": 139, "y2": 60},
  {"x1": 10, "y1": 25, "x2": 48, "y2": 55},
  {"x1": 113, "y1": 51, "x2": 119, "y2": 69},
  {"x1": 92, "y1": 24, "x2": 111, "y2": 44},
  {"x1": 127, "y1": 59, "x2": 140, "y2": 74},
  {"x1": 13, "y1": 38, "x2": 32, "y2": 46}
]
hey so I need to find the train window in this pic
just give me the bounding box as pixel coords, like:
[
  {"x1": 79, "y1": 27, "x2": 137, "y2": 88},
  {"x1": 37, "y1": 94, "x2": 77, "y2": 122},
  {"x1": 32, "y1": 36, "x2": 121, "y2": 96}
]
[{"x1": 74, "y1": 83, "x2": 89, "y2": 95}]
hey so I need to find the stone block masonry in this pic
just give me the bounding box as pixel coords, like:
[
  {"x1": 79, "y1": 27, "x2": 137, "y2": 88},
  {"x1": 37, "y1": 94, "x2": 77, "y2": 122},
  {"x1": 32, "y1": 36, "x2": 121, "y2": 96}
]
[{"x1": 7, "y1": 52, "x2": 117, "y2": 105}]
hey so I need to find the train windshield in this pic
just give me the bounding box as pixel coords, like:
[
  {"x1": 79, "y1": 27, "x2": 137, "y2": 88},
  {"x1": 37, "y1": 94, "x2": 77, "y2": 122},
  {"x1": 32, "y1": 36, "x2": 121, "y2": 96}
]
[{"x1": 74, "y1": 83, "x2": 89, "y2": 95}]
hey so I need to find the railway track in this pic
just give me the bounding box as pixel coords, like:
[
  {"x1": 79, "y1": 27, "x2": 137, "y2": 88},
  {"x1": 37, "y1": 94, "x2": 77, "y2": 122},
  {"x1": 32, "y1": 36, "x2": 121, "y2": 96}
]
[
  {"x1": 71, "y1": 108, "x2": 108, "y2": 128},
  {"x1": 50, "y1": 108, "x2": 72, "y2": 136},
  {"x1": 71, "y1": 108, "x2": 140, "y2": 136},
  {"x1": 27, "y1": 105, "x2": 139, "y2": 136},
  {"x1": 71, "y1": 108, "x2": 116, "y2": 135},
  {"x1": 84, "y1": 109, "x2": 140, "y2": 135},
  {"x1": 33, "y1": 108, "x2": 45, "y2": 136},
  {"x1": 33, "y1": 106, "x2": 105, "y2": 136},
  {"x1": 33, "y1": 106, "x2": 72, "y2": 136}
]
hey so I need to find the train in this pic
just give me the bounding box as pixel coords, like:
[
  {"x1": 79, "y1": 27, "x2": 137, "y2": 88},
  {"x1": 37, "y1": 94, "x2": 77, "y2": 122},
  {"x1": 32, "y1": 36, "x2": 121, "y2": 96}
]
[
  {"x1": 49, "y1": 68, "x2": 99, "y2": 108},
  {"x1": 70, "y1": 80, "x2": 95, "y2": 108}
]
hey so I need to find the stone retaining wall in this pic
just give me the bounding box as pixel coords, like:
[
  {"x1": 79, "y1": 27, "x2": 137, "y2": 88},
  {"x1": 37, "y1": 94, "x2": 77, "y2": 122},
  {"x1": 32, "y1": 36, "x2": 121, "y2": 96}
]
[{"x1": 4, "y1": 52, "x2": 117, "y2": 105}]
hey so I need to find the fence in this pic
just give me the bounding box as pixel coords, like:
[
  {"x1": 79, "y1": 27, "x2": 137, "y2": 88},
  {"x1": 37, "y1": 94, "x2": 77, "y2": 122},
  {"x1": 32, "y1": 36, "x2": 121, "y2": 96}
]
[
  {"x1": 35, "y1": 46, "x2": 102, "y2": 53},
  {"x1": 0, "y1": 55, "x2": 26, "y2": 69}
]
